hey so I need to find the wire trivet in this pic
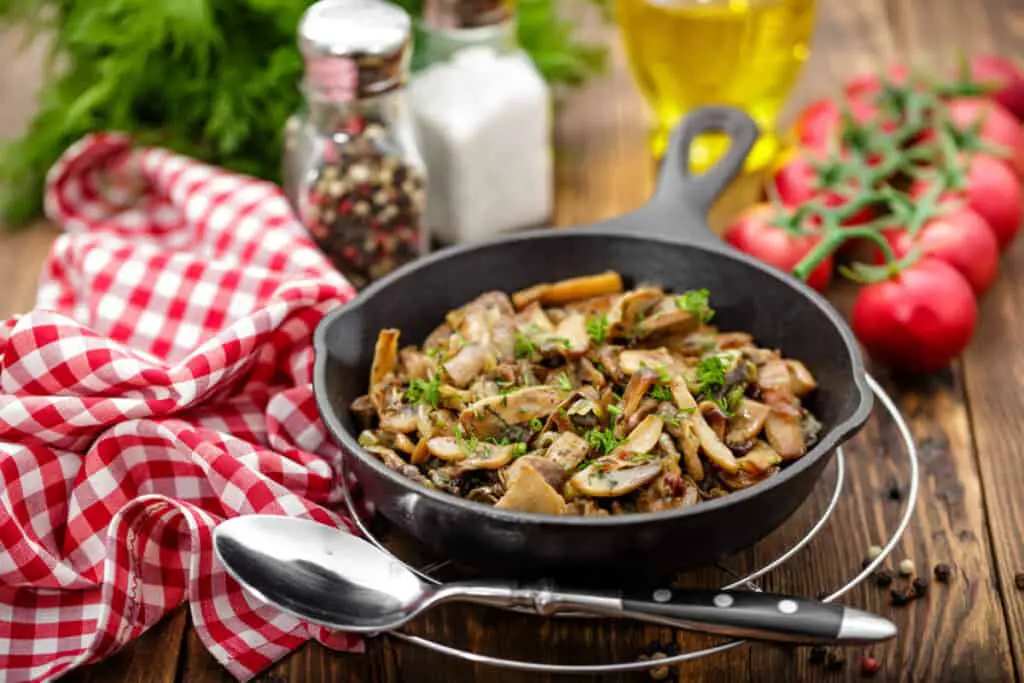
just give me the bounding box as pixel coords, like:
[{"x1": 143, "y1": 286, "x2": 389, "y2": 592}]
[{"x1": 339, "y1": 374, "x2": 918, "y2": 675}]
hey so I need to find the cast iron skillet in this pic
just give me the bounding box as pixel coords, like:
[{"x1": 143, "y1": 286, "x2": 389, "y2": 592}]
[{"x1": 313, "y1": 106, "x2": 873, "y2": 582}]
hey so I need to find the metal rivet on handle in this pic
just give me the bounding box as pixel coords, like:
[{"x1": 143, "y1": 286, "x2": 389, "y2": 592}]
[
  {"x1": 713, "y1": 594, "x2": 734, "y2": 608},
  {"x1": 777, "y1": 599, "x2": 798, "y2": 614},
  {"x1": 652, "y1": 589, "x2": 671, "y2": 603}
]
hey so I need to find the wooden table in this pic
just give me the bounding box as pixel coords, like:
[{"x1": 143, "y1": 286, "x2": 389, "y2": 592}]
[{"x1": 2, "y1": 0, "x2": 1024, "y2": 681}]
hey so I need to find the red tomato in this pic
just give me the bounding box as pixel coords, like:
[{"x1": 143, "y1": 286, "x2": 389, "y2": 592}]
[
  {"x1": 966, "y1": 54, "x2": 1024, "y2": 121},
  {"x1": 872, "y1": 206, "x2": 1000, "y2": 295},
  {"x1": 843, "y1": 64, "x2": 912, "y2": 102},
  {"x1": 791, "y1": 97, "x2": 884, "y2": 155},
  {"x1": 851, "y1": 259, "x2": 978, "y2": 373},
  {"x1": 911, "y1": 153, "x2": 1023, "y2": 251},
  {"x1": 722, "y1": 203, "x2": 833, "y2": 292},
  {"x1": 772, "y1": 152, "x2": 875, "y2": 225},
  {"x1": 944, "y1": 97, "x2": 1024, "y2": 178}
]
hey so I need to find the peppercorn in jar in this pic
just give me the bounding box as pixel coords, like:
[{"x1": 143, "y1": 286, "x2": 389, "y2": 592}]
[{"x1": 284, "y1": 0, "x2": 429, "y2": 289}]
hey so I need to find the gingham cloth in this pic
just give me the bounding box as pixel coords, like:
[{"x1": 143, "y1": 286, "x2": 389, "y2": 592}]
[{"x1": 0, "y1": 134, "x2": 367, "y2": 682}]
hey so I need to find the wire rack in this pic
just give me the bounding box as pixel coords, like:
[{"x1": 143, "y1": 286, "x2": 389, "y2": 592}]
[{"x1": 339, "y1": 373, "x2": 918, "y2": 675}]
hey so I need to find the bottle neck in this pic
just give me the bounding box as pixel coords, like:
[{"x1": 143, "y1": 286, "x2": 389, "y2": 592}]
[
  {"x1": 304, "y1": 85, "x2": 405, "y2": 133},
  {"x1": 417, "y1": 18, "x2": 517, "y2": 65}
]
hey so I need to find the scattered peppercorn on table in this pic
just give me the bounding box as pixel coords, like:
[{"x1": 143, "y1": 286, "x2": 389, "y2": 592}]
[{"x1": 3, "y1": 1, "x2": 1024, "y2": 681}]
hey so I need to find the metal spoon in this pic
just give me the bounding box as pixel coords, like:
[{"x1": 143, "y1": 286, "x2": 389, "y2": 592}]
[{"x1": 213, "y1": 515, "x2": 897, "y2": 644}]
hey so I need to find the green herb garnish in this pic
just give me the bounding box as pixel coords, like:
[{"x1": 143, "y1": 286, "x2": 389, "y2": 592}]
[
  {"x1": 584, "y1": 428, "x2": 627, "y2": 455},
  {"x1": 586, "y1": 314, "x2": 609, "y2": 344},
  {"x1": 405, "y1": 373, "x2": 441, "y2": 408},
  {"x1": 528, "y1": 417, "x2": 544, "y2": 431},
  {"x1": 675, "y1": 288, "x2": 715, "y2": 324},
  {"x1": 606, "y1": 404, "x2": 622, "y2": 419},
  {"x1": 552, "y1": 336, "x2": 572, "y2": 350},
  {"x1": 454, "y1": 426, "x2": 479, "y2": 456},
  {"x1": 512, "y1": 443, "x2": 528, "y2": 458},
  {"x1": 695, "y1": 355, "x2": 727, "y2": 398},
  {"x1": 514, "y1": 333, "x2": 538, "y2": 359},
  {"x1": 649, "y1": 383, "x2": 673, "y2": 402},
  {"x1": 716, "y1": 384, "x2": 746, "y2": 416},
  {"x1": 555, "y1": 372, "x2": 575, "y2": 392}
]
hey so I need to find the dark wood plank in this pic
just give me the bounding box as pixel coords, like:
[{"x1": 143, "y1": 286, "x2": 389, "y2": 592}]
[{"x1": 61, "y1": 608, "x2": 188, "y2": 683}]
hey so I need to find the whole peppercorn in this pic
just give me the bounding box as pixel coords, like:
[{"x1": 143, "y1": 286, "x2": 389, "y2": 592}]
[
  {"x1": 1014, "y1": 572, "x2": 1024, "y2": 591},
  {"x1": 825, "y1": 651, "x2": 846, "y2": 671},
  {"x1": 808, "y1": 646, "x2": 827, "y2": 664},
  {"x1": 886, "y1": 482, "x2": 904, "y2": 501},
  {"x1": 873, "y1": 569, "x2": 894, "y2": 588},
  {"x1": 912, "y1": 576, "x2": 930, "y2": 597},
  {"x1": 890, "y1": 586, "x2": 916, "y2": 606},
  {"x1": 933, "y1": 563, "x2": 952, "y2": 583}
]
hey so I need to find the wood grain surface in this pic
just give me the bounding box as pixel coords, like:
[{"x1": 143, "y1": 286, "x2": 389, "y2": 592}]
[{"x1": 2, "y1": 1, "x2": 1024, "y2": 681}]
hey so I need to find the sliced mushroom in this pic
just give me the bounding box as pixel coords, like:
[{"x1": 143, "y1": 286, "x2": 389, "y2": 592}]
[
  {"x1": 378, "y1": 430, "x2": 417, "y2": 454},
  {"x1": 564, "y1": 293, "x2": 619, "y2": 318},
  {"x1": 670, "y1": 375, "x2": 698, "y2": 411},
  {"x1": 720, "y1": 464, "x2": 780, "y2": 491},
  {"x1": 716, "y1": 332, "x2": 755, "y2": 350},
  {"x1": 511, "y1": 271, "x2": 624, "y2": 310},
  {"x1": 349, "y1": 394, "x2": 376, "y2": 428},
  {"x1": 570, "y1": 460, "x2": 663, "y2": 498},
  {"x1": 517, "y1": 302, "x2": 556, "y2": 334},
  {"x1": 618, "y1": 348, "x2": 678, "y2": 375},
  {"x1": 738, "y1": 440, "x2": 783, "y2": 472},
  {"x1": 364, "y1": 445, "x2": 431, "y2": 486},
  {"x1": 620, "y1": 369, "x2": 657, "y2": 426},
  {"x1": 426, "y1": 436, "x2": 466, "y2": 462},
  {"x1": 576, "y1": 357, "x2": 607, "y2": 387},
  {"x1": 370, "y1": 329, "x2": 400, "y2": 387},
  {"x1": 757, "y1": 359, "x2": 800, "y2": 416},
  {"x1": 786, "y1": 360, "x2": 818, "y2": 397},
  {"x1": 399, "y1": 347, "x2": 435, "y2": 381},
  {"x1": 725, "y1": 398, "x2": 772, "y2": 447},
  {"x1": 551, "y1": 313, "x2": 590, "y2": 356},
  {"x1": 613, "y1": 414, "x2": 664, "y2": 456},
  {"x1": 622, "y1": 397, "x2": 660, "y2": 435},
  {"x1": 654, "y1": 403, "x2": 701, "y2": 479},
  {"x1": 690, "y1": 410, "x2": 739, "y2": 473},
  {"x1": 443, "y1": 343, "x2": 489, "y2": 388},
  {"x1": 634, "y1": 307, "x2": 699, "y2": 339},
  {"x1": 455, "y1": 442, "x2": 518, "y2": 473},
  {"x1": 606, "y1": 288, "x2": 663, "y2": 338},
  {"x1": 495, "y1": 462, "x2": 568, "y2": 514},
  {"x1": 459, "y1": 385, "x2": 565, "y2": 437},
  {"x1": 424, "y1": 322, "x2": 454, "y2": 352},
  {"x1": 438, "y1": 385, "x2": 473, "y2": 411},
  {"x1": 506, "y1": 454, "x2": 571, "y2": 490},
  {"x1": 544, "y1": 431, "x2": 590, "y2": 472},
  {"x1": 410, "y1": 438, "x2": 431, "y2": 465},
  {"x1": 380, "y1": 405, "x2": 418, "y2": 433},
  {"x1": 764, "y1": 411, "x2": 806, "y2": 460}
]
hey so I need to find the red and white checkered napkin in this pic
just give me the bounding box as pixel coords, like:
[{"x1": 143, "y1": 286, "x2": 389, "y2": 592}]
[{"x1": 0, "y1": 134, "x2": 368, "y2": 682}]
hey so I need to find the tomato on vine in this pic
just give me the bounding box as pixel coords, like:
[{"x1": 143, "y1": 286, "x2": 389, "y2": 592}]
[
  {"x1": 722, "y1": 203, "x2": 834, "y2": 292},
  {"x1": 851, "y1": 259, "x2": 978, "y2": 374}
]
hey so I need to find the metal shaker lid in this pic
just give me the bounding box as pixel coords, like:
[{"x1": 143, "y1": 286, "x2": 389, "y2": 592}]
[
  {"x1": 298, "y1": 0, "x2": 413, "y2": 101},
  {"x1": 421, "y1": 0, "x2": 516, "y2": 30}
]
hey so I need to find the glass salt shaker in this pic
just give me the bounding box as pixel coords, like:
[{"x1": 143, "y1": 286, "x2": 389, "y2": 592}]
[{"x1": 284, "y1": 0, "x2": 428, "y2": 290}]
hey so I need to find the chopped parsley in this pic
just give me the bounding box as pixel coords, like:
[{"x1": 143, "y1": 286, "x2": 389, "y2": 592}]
[
  {"x1": 585, "y1": 427, "x2": 627, "y2": 455},
  {"x1": 454, "y1": 426, "x2": 479, "y2": 455},
  {"x1": 606, "y1": 404, "x2": 622, "y2": 419},
  {"x1": 514, "y1": 333, "x2": 538, "y2": 359},
  {"x1": 405, "y1": 373, "x2": 441, "y2": 408},
  {"x1": 555, "y1": 372, "x2": 575, "y2": 392},
  {"x1": 528, "y1": 417, "x2": 544, "y2": 431},
  {"x1": 649, "y1": 383, "x2": 673, "y2": 402},
  {"x1": 512, "y1": 443, "x2": 528, "y2": 458},
  {"x1": 695, "y1": 355, "x2": 727, "y2": 397},
  {"x1": 717, "y1": 384, "x2": 746, "y2": 416},
  {"x1": 586, "y1": 314, "x2": 609, "y2": 344},
  {"x1": 551, "y1": 336, "x2": 572, "y2": 350},
  {"x1": 675, "y1": 288, "x2": 715, "y2": 324}
]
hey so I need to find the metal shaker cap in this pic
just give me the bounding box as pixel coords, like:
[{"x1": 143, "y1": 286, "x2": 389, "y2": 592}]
[
  {"x1": 422, "y1": 0, "x2": 516, "y2": 30},
  {"x1": 298, "y1": 0, "x2": 413, "y2": 101}
]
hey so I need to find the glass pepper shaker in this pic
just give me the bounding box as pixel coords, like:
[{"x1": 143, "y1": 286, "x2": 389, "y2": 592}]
[{"x1": 284, "y1": 0, "x2": 429, "y2": 289}]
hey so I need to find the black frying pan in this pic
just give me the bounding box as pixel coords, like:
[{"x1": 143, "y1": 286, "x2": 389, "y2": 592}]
[{"x1": 313, "y1": 106, "x2": 873, "y2": 582}]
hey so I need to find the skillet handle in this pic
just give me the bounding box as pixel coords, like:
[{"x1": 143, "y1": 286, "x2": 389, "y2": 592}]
[{"x1": 644, "y1": 106, "x2": 760, "y2": 243}]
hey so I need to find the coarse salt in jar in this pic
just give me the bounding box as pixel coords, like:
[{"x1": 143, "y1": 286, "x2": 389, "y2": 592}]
[{"x1": 283, "y1": 0, "x2": 429, "y2": 289}]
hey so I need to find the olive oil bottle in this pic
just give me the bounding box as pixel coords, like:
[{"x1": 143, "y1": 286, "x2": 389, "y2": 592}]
[{"x1": 616, "y1": 0, "x2": 816, "y2": 171}]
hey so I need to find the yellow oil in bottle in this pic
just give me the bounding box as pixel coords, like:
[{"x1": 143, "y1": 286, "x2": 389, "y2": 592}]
[{"x1": 616, "y1": 0, "x2": 816, "y2": 171}]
